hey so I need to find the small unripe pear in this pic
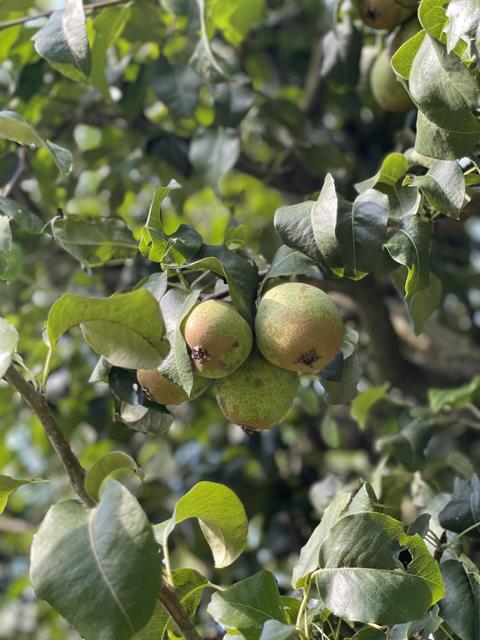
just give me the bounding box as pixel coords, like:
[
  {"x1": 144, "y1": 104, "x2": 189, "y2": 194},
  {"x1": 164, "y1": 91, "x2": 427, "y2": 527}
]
[
  {"x1": 183, "y1": 300, "x2": 253, "y2": 379},
  {"x1": 255, "y1": 283, "x2": 343, "y2": 372},
  {"x1": 137, "y1": 369, "x2": 209, "y2": 405},
  {"x1": 215, "y1": 352, "x2": 298, "y2": 431},
  {"x1": 389, "y1": 16, "x2": 421, "y2": 54},
  {"x1": 357, "y1": 0, "x2": 417, "y2": 31},
  {"x1": 370, "y1": 49, "x2": 412, "y2": 112}
]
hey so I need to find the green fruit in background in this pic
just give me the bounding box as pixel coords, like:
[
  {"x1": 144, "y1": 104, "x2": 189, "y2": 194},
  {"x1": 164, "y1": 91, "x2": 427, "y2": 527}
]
[
  {"x1": 357, "y1": 0, "x2": 417, "y2": 31},
  {"x1": 370, "y1": 49, "x2": 413, "y2": 112},
  {"x1": 389, "y1": 16, "x2": 421, "y2": 54},
  {"x1": 183, "y1": 300, "x2": 253, "y2": 379},
  {"x1": 255, "y1": 283, "x2": 343, "y2": 373},
  {"x1": 137, "y1": 369, "x2": 209, "y2": 405},
  {"x1": 215, "y1": 352, "x2": 298, "y2": 431}
]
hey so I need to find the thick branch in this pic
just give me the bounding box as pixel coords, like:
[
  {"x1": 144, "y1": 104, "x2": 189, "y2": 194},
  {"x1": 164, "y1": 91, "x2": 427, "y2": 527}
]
[
  {"x1": 159, "y1": 583, "x2": 202, "y2": 640},
  {"x1": 0, "y1": 0, "x2": 129, "y2": 31},
  {"x1": 4, "y1": 366, "x2": 95, "y2": 508}
]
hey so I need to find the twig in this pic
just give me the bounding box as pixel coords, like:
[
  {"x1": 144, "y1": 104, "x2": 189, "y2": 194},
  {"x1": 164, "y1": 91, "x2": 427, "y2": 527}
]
[
  {"x1": 3, "y1": 365, "x2": 95, "y2": 508},
  {"x1": 159, "y1": 583, "x2": 202, "y2": 640},
  {"x1": 0, "y1": 149, "x2": 27, "y2": 197},
  {"x1": 0, "y1": 0, "x2": 130, "y2": 31}
]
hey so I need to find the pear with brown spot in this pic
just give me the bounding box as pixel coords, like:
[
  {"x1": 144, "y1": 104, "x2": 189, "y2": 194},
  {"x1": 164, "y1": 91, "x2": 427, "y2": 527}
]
[
  {"x1": 137, "y1": 368, "x2": 210, "y2": 405},
  {"x1": 356, "y1": 0, "x2": 417, "y2": 31},
  {"x1": 255, "y1": 282, "x2": 343, "y2": 373},
  {"x1": 183, "y1": 300, "x2": 253, "y2": 379},
  {"x1": 215, "y1": 352, "x2": 298, "y2": 430}
]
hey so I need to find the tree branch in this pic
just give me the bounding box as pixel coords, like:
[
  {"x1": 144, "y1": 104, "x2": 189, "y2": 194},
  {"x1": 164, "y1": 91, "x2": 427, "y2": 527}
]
[
  {"x1": 159, "y1": 583, "x2": 202, "y2": 640},
  {"x1": 0, "y1": 0, "x2": 130, "y2": 31},
  {"x1": 3, "y1": 365, "x2": 95, "y2": 508}
]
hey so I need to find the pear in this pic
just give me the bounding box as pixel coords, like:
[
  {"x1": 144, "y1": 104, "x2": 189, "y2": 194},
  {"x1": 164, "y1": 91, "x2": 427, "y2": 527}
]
[
  {"x1": 137, "y1": 369, "x2": 209, "y2": 405},
  {"x1": 215, "y1": 352, "x2": 298, "y2": 431},
  {"x1": 357, "y1": 0, "x2": 417, "y2": 31},
  {"x1": 370, "y1": 49, "x2": 412, "y2": 112},
  {"x1": 255, "y1": 283, "x2": 343, "y2": 372},
  {"x1": 183, "y1": 300, "x2": 253, "y2": 379}
]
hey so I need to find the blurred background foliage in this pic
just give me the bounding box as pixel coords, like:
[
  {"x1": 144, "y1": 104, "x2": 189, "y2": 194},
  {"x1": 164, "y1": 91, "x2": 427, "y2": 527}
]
[{"x1": 0, "y1": 0, "x2": 479, "y2": 637}]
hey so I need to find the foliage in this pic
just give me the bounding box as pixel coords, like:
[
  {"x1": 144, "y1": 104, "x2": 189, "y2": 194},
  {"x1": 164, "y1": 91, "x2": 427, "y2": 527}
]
[{"x1": 0, "y1": 0, "x2": 480, "y2": 639}]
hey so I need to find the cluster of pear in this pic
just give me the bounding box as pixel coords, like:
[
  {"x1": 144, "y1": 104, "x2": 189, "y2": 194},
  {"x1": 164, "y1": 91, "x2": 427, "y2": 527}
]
[
  {"x1": 137, "y1": 283, "x2": 343, "y2": 432},
  {"x1": 357, "y1": 0, "x2": 420, "y2": 112}
]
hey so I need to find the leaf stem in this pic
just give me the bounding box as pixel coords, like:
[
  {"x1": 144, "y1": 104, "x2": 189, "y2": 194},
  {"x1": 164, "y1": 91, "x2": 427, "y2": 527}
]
[
  {"x1": 441, "y1": 520, "x2": 480, "y2": 551},
  {"x1": 3, "y1": 365, "x2": 95, "y2": 508},
  {"x1": 0, "y1": 0, "x2": 130, "y2": 31},
  {"x1": 296, "y1": 576, "x2": 311, "y2": 640}
]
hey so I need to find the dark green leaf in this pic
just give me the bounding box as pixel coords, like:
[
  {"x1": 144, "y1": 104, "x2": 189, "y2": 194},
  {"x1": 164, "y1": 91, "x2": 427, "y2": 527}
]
[
  {"x1": 51, "y1": 217, "x2": 138, "y2": 267},
  {"x1": 0, "y1": 196, "x2": 43, "y2": 233},
  {"x1": 438, "y1": 474, "x2": 480, "y2": 536},
  {"x1": 315, "y1": 511, "x2": 445, "y2": 624},
  {"x1": 32, "y1": 0, "x2": 91, "y2": 83},
  {"x1": 30, "y1": 480, "x2": 162, "y2": 640},
  {"x1": 152, "y1": 57, "x2": 202, "y2": 119},
  {"x1": 410, "y1": 160, "x2": 465, "y2": 217},
  {"x1": 384, "y1": 215, "x2": 432, "y2": 300},
  {"x1": 377, "y1": 419, "x2": 436, "y2": 471},
  {"x1": 259, "y1": 621, "x2": 295, "y2": 640},
  {"x1": 428, "y1": 375, "x2": 480, "y2": 412},
  {"x1": 0, "y1": 110, "x2": 73, "y2": 175},
  {"x1": 189, "y1": 127, "x2": 240, "y2": 186},
  {"x1": 439, "y1": 558, "x2": 480, "y2": 640},
  {"x1": 208, "y1": 570, "x2": 286, "y2": 640}
]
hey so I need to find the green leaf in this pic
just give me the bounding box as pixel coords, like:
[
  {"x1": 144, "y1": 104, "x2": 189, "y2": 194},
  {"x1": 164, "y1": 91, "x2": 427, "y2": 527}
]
[
  {"x1": 314, "y1": 511, "x2": 445, "y2": 624},
  {"x1": 47, "y1": 289, "x2": 168, "y2": 369},
  {"x1": 177, "y1": 244, "x2": 259, "y2": 323},
  {"x1": 90, "y1": 5, "x2": 131, "y2": 98},
  {"x1": 158, "y1": 288, "x2": 200, "y2": 395},
  {"x1": 387, "y1": 606, "x2": 442, "y2": 640},
  {"x1": 438, "y1": 474, "x2": 480, "y2": 536},
  {"x1": 311, "y1": 174, "x2": 389, "y2": 280},
  {"x1": 51, "y1": 217, "x2": 138, "y2": 267},
  {"x1": 410, "y1": 160, "x2": 465, "y2": 218},
  {"x1": 159, "y1": 481, "x2": 248, "y2": 568},
  {"x1": 274, "y1": 201, "x2": 323, "y2": 265},
  {"x1": 292, "y1": 492, "x2": 351, "y2": 588},
  {"x1": 428, "y1": 375, "x2": 480, "y2": 412},
  {"x1": 384, "y1": 215, "x2": 432, "y2": 300},
  {"x1": 85, "y1": 452, "x2": 144, "y2": 503},
  {"x1": 208, "y1": 570, "x2": 286, "y2": 640},
  {"x1": 0, "y1": 196, "x2": 43, "y2": 233},
  {"x1": 139, "y1": 182, "x2": 202, "y2": 265},
  {"x1": 445, "y1": 0, "x2": 480, "y2": 54},
  {"x1": 152, "y1": 56, "x2": 202, "y2": 119},
  {"x1": 392, "y1": 269, "x2": 442, "y2": 334},
  {"x1": 0, "y1": 215, "x2": 12, "y2": 277},
  {"x1": 0, "y1": 475, "x2": 44, "y2": 513},
  {"x1": 119, "y1": 403, "x2": 174, "y2": 436},
  {"x1": 189, "y1": 127, "x2": 240, "y2": 186},
  {"x1": 351, "y1": 384, "x2": 389, "y2": 429},
  {"x1": 264, "y1": 245, "x2": 317, "y2": 281},
  {"x1": 392, "y1": 30, "x2": 426, "y2": 79},
  {"x1": 0, "y1": 317, "x2": 18, "y2": 377},
  {"x1": 356, "y1": 153, "x2": 410, "y2": 191},
  {"x1": 0, "y1": 110, "x2": 73, "y2": 175},
  {"x1": 320, "y1": 328, "x2": 361, "y2": 405},
  {"x1": 409, "y1": 36, "x2": 480, "y2": 159},
  {"x1": 207, "y1": 0, "x2": 265, "y2": 45},
  {"x1": 259, "y1": 621, "x2": 295, "y2": 640},
  {"x1": 377, "y1": 419, "x2": 435, "y2": 471},
  {"x1": 30, "y1": 480, "x2": 162, "y2": 640},
  {"x1": 439, "y1": 558, "x2": 480, "y2": 640},
  {"x1": 134, "y1": 568, "x2": 209, "y2": 640},
  {"x1": 32, "y1": 0, "x2": 91, "y2": 83}
]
